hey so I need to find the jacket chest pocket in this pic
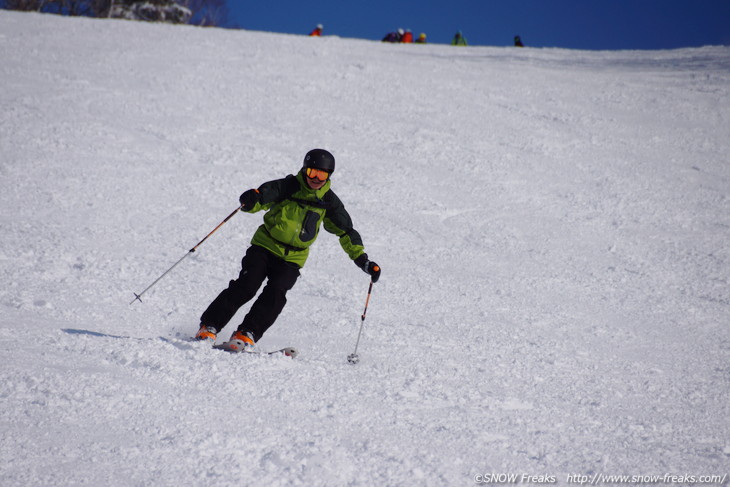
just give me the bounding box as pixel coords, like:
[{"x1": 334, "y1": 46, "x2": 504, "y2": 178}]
[{"x1": 300, "y1": 210, "x2": 322, "y2": 242}]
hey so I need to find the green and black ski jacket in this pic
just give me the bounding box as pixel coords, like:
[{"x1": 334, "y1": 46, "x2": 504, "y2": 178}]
[{"x1": 245, "y1": 171, "x2": 366, "y2": 268}]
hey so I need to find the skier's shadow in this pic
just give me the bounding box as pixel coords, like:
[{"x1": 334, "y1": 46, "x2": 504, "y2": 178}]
[
  {"x1": 62, "y1": 328, "x2": 132, "y2": 339},
  {"x1": 61, "y1": 328, "x2": 194, "y2": 350}
]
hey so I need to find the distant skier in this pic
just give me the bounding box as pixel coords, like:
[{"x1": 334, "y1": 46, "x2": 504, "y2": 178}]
[
  {"x1": 382, "y1": 29, "x2": 404, "y2": 43},
  {"x1": 451, "y1": 30, "x2": 468, "y2": 46},
  {"x1": 415, "y1": 33, "x2": 427, "y2": 44},
  {"x1": 514, "y1": 35, "x2": 524, "y2": 47},
  {"x1": 195, "y1": 149, "x2": 381, "y2": 351},
  {"x1": 309, "y1": 24, "x2": 323, "y2": 37},
  {"x1": 401, "y1": 29, "x2": 414, "y2": 43}
]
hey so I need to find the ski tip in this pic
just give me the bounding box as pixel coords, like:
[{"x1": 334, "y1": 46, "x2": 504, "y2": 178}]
[
  {"x1": 212, "y1": 343, "x2": 237, "y2": 353},
  {"x1": 280, "y1": 347, "x2": 298, "y2": 359}
]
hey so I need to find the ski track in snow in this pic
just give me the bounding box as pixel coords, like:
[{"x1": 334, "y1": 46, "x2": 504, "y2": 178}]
[{"x1": 1, "y1": 11, "x2": 729, "y2": 486}]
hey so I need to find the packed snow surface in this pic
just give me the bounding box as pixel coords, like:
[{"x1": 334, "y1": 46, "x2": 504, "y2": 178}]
[{"x1": 1, "y1": 11, "x2": 729, "y2": 486}]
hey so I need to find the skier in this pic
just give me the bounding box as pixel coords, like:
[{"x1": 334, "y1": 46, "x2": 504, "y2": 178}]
[
  {"x1": 309, "y1": 24, "x2": 323, "y2": 37},
  {"x1": 514, "y1": 35, "x2": 524, "y2": 47},
  {"x1": 415, "y1": 33, "x2": 427, "y2": 44},
  {"x1": 401, "y1": 29, "x2": 413, "y2": 43},
  {"x1": 382, "y1": 29, "x2": 404, "y2": 43},
  {"x1": 195, "y1": 149, "x2": 381, "y2": 351},
  {"x1": 451, "y1": 30, "x2": 468, "y2": 46}
]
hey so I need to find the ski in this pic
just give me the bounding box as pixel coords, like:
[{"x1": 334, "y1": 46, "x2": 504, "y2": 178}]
[
  {"x1": 212, "y1": 343, "x2": 298, "y2": 358},
  {"x1": 61, "y1": 329, "x2": 298, "y2": 357}
]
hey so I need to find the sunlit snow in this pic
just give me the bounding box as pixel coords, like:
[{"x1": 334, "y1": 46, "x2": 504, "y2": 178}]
[{"x1": 1, "y1": 10, "x2": 728, "y2": 486}]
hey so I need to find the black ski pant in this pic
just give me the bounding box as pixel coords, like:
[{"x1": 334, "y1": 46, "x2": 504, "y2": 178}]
[{"x1": 200, "y1": 245, "x2": 300, "y2": 341}]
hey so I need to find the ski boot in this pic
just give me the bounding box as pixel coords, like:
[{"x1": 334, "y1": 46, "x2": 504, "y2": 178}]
[
  {"x1": 222, "y1": 330, "x2": 255, "y2": 352},
  {"x1": 194, "y1": 324, "x2": 217, "y2": 342}
]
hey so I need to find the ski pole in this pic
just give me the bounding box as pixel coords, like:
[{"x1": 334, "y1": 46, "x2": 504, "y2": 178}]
[
  {"x1": 347, "y1": 277, "x2": 377, "y2": 364},
  {"x1": 130, "y1": 205, "x2": 243, "y2": 305}
]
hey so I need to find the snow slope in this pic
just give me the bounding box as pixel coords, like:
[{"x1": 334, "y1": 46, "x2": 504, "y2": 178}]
[{"x1": 1, "y1": 10, "x2": 728, "y2": 486}]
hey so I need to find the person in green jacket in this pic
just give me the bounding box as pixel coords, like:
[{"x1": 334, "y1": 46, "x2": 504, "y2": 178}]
[
  {"x1": 451, "y1": 30, "x2": 468, "y2": 46},
  {"x1": 195, "y1": 149, "x2": 381, "y2": 351}
]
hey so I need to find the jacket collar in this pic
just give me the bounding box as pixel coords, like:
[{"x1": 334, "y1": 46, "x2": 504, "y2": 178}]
[{"x1": 296, "y1": 170, "x2": 331, "y2": 199}]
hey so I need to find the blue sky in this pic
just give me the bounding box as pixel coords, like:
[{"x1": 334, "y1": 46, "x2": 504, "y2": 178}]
[{"x1": 227, "y1": 0, "x2": 730, "y2": 50}]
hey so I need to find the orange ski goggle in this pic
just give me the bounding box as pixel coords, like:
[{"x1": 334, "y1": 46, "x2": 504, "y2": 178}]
[{"x1": 306, "y1": 167, "x2": 330, "y2": 181}]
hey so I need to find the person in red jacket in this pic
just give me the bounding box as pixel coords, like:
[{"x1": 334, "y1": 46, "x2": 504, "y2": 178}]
[
  {"x1": 401, "y1": 29, "x2": 413, "y2": 43},
  {"x1": 309, "y1": 24, "x2": 323, "y2": 36}
]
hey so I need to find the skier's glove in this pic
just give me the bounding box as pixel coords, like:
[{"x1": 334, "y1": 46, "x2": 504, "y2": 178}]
[
  {"x1": 239, "y1": 189, "x2": 260, "y2": 211},
  {"x1": 354, "y1": 254, "x2": 381, "y2": 283}
]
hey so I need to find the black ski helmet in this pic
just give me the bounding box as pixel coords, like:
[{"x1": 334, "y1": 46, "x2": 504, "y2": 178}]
[{"x1": 303, "y1": 149, "x2": 335, "y2": 174}]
